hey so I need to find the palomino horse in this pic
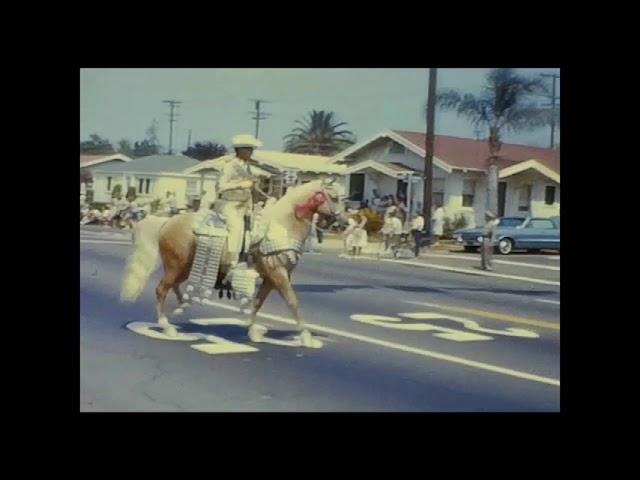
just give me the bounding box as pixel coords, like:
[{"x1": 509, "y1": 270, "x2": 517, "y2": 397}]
[{"x1": 120, "y1": 179, "x2": 344, "y2": 347}]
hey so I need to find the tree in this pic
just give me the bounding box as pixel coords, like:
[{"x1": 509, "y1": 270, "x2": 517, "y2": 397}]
[
  {"x1": 436, "y1": 68, "x2": 549, "y2": 215},
  {"x1": 283, "y1": 110, "x2": 356, "y2": 155},
  {"x1": 80, "y1": 134, "x2": 114, "y2": 155},
  {"x1": 182, "y1": 141, "x2": 228, "y2": 161},
  {"x1": 133, "y1": 119, "x2": 161, "y2": 157},
  {"x1": 117, "y1": 139, "x2": 135, "y2": 157}
]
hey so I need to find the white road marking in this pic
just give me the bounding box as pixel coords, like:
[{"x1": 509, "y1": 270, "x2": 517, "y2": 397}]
[
  {"x1": 351, "y1": 313, "x2": 494, "y2": 342},
  {"x1": 191, "y1": 335, "x2": 259, "y2": 355},
  {"x1": 80, "y1": 239, "x2": 132, "y2": 245},
  {"x1": 398, "y1": 312, "x2": 539, "y2": 338},
  {"x1": 535, "y1": 299, "x2": 561, "y2": 305},
  {"x1": 201, "y1": 299, "x2": 560, "y2": 387},
  {"x1": 419, "y1": 253, "x2": 559, "y2": 270},
  {"x1": 378, "y1": 258, "x2": 560, "y2": 286},
  {"x1": 126, "y1": 322, "x2": 202, "y2": 341}
]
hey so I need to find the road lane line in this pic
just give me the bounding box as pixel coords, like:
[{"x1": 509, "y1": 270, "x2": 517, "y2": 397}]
[
  {"x1": 418, "y1": 254, "x2": 560, "y2": 271},
  {"x1": 80, "y1": 239, "x2": 132, "y2": 245},
  {"x1": 201, "y1": 299, "x2": 560, "y2": 387},
  {"x1": 405, "y1": 301, "x2": 560, "y2": 330},
  {"x1": 535, "y1": 299, "x2": 561, "y2": 305},
  {"x1": 378, "y1": 258, "x2": 560, "y2": 286}
]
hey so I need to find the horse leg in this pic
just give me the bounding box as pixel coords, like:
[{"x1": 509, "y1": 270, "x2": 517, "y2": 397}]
[
  {"x1": 247, "y1": 279, "x2": 273, "y2": 342},
  {"x1": 173, "y1": 284, "x2": 183, "y2": 303},
  {"x1": 156, "y1": 273, "x2": 178, "y2": 337},
  {"x1": 270, "y1": 266, "x2": 315, "y2": 347},
  {"x1": 172, "y1": 283, "x2": 191, "y2": 316}
]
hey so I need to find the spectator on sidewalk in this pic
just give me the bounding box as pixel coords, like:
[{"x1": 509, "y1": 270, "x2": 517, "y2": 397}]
[
  {"x1": 381, "y1": 205, "x2": 398, "y2": 251},
  {"x1": 353, "y1": 214, "x2": 368, "y2": 256},
  {"x1": 431, "y1": 204, "x2": 445, "y2": 246},
  {"x1": 410, "y1": 212, "x2": 425, "y2": 257},
  {"x1": 344, "y1": 214, "x2": 358, "y2": 256},
  {"x1": 481, "y1": 210, "x2": 499, "y2": 271}
]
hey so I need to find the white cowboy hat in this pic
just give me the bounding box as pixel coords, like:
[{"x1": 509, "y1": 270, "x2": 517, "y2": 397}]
[{"x1": 232, "y1": 134, "x2": 263, "y2": 149}]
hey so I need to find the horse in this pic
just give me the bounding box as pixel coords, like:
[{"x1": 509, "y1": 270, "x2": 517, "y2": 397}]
[{"x1": 119, "y1": 179, "x2": 345, "y2": 347}]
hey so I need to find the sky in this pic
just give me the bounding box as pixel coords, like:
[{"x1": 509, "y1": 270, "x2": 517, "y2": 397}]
[{"x1": 80, "y1": 68, "x2": 560, "y2": 154}]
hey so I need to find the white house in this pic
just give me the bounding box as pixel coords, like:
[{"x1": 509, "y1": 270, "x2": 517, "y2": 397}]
[
  {"x1": 91, "y1": 155, "x2": 210, "y2": 208},
  {"x1": 80, "y1": 153, "x2": 131, "y2": 196},
  {"x1": 184, "y1": 150, "x2": 347, "y2": 198},
  {"x1": 330, "y1": 129, "x2": 560, "y2": 227}
]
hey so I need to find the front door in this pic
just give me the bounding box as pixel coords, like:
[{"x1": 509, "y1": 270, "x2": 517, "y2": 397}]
[
  {"x1": 396, "y1": 179, "x2": 408, "y2": 200},
  {"x1": 349, "y1": 173, "x2": 365, "y2": 202},
  {"x1": 498, "y1": 182, "x2": 507, "y2": 217}
]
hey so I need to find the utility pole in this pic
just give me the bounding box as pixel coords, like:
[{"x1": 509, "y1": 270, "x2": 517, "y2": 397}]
[
  {"x1": 423, "y1": 68, "x2": 437, "y2": 232},
  {"x1": 541, "y1": 73, "x2": 560, "y2": 148},
  {"x1": 163, "y1": 100, "x2": 182, "y2": 154},
  {"x1": 248, "y1": 99, "x2": 271, "y2": 139},
  {"x1": 187, "y1": 129, "x2": 192, "y2": 149}
]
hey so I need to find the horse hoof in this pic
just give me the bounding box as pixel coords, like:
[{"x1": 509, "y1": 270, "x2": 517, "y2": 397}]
[
  {"x1": 164, "y1": 325, "x2": 178, "y2": 337},
  {"x1": 186, "y1": 285, "x2": 194, "y2": 293},
  {"x1": 248, "y1": 324, "x2": 266, "y2": 342},
  {"x1": 218, "y1": 290, "x2": 224, "y2": 298},
  {"x1": 183, "y1": 293, "x2": 190, "y2": 301},
  {"x1": 299, "y1": 329, "x2": 322, "y2": 348}
]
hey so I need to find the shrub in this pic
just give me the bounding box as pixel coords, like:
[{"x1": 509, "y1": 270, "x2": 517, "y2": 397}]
[
  {"x1": 149, "y1": 198, "x2": 161, "y2": 214},
  {"x1": 442, "y1": 214, "x2": 468, "y2": 239},
  {"x1": 357, "y1": 208, "x2": 384, "y2": 235}
]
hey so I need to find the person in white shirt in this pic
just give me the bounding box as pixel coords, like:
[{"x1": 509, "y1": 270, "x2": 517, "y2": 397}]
[
  {"x1": 410, "y1": 212, "x2": 425, "y2": 257},
  {"x1": 353, "y1": 214, "x2": 368, "y2": 256},
  {"x1": 431, "y1": 205, "x2": 445, "y2": 246}
]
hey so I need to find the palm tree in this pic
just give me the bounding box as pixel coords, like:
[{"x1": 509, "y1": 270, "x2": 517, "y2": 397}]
[
  {"x1": 284, "y1": 110, "x2": 356, "y2": 155},
  {"x1": 436, "y1": 68, "x2": 550, "y2": 215}
]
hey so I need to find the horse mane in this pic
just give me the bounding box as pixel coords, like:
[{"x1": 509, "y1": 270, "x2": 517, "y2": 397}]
[{"x1": 262, "y1": 180, "x2": 324, "y2": 221}]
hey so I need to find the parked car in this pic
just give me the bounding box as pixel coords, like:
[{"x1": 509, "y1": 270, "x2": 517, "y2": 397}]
[{"x1": 453, "y1": 216, "x2": 560, "y2": 255}]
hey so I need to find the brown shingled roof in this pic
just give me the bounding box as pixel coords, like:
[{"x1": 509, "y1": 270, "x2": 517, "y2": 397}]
[{"x1": 393, "y1": 130, "x2": 559, "y2": 174}]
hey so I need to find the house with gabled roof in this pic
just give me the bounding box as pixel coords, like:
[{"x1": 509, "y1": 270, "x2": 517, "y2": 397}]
[
  {"x1": 330, "y1": 129, "x2": 560, "y2": 227},
  {"x1": 185, "y1": 150, "x2": 346, "y2": 198},
  {"x1": 91, "y1": 154, "x2": 206, "y2": 208}
]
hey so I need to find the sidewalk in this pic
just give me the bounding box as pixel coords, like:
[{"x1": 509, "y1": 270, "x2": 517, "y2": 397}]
[{"x1": 311, "y1": 233, "x2": 459, "y2": 256}]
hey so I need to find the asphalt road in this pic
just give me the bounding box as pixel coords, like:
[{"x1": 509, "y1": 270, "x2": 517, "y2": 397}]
[{"x1": 80, "y1": 226, "x2": 560, "y2": 412}]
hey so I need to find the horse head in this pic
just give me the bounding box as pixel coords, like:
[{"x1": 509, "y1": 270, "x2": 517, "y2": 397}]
[{"x1": 292, "y1": 178, "x2": 346, "y2": 223}]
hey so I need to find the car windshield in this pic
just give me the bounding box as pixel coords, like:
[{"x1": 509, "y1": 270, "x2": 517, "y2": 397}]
[{"x1": 498, "y1": 217, "x2": 525, "y2": 228}]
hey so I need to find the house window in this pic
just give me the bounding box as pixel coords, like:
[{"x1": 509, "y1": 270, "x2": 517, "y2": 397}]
[
  {"x1": 518, "y1": 185, "x2": 532, "y2": 212},
  {"x1": 186, "y1": 180, "x2": 198, "y2": 196},
  {"x1": 107, "y1": 176, "x2": 112, "y2": 191},
  {"x1": 432, "y1": 178, "x2": 445, "y2": 207},
  {"x1": 138, "y1": 178, "x2": 152, "y2": 194},
  {"x1": 545, "y1": 186, "x2": 556, "y2": 205},
  {"x1": 390, "y1": 143, "x2": 405, "y2": 154},
  {"x1": 462, "y1": 179, "x2": 475, "y2": 207}
]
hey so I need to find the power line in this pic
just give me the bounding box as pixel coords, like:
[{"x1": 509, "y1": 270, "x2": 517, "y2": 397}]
[
  {"x1": 248, "y1": 99, "x2": 271, "y2": 139},
  {"x1": 163, "y1": 100, "x2": 182, "y2": 154},
  {"x1": 540, "y1": 74, "x2": 560, "y2": 148}
]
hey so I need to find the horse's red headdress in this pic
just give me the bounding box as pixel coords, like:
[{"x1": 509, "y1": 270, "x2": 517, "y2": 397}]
[{"x1": 295, "y1": 191, "x2": 327, "y2": 220}]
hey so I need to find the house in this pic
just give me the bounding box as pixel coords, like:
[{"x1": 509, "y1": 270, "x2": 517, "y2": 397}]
[
  {"x1": 330, "y1": 129, "x2": 560, "y2": 227},
  {"x1": 184, "y1": 150, "x2": 346, "y2": 198},
  {"x1": 80, "y1": 153, "x2": 131, "y2": 196},
  {"x1": 91, "y1": 155, "x2": 209, "y2": 208}
]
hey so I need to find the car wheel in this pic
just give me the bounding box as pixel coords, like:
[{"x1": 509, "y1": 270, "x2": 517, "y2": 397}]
[
  {"x1": 463, "y1": 246, "x2": 477, "y2": 253},
  {"x1": 498, "y1": 238, "x2": 513, "y2": 255}
]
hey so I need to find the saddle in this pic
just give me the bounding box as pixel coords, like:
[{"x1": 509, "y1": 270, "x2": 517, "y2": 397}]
[{"x1": 183, "y1": 210, "x2": 271, "y2": 306}]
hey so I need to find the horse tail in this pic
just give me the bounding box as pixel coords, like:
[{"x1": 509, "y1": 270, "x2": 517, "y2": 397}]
[{"x1": 120, "y1": 215, "x2": 169, "y2": 302}]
